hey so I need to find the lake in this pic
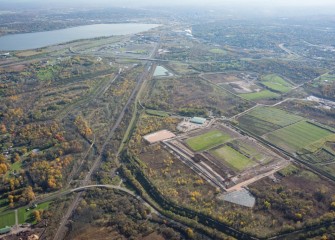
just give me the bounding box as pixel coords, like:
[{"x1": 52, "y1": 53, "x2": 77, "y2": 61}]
[{"x1": 0, "y1": 23, "x2": 159, "y2": 51}]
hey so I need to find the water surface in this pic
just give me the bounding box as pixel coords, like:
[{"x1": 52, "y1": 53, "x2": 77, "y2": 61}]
[{"x1": 0, "y1": 23, "x2": 159, "y2": 51}]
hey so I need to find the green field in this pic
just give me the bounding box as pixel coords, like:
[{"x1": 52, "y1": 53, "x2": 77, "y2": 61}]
[
  {"x1": 278, "y1": 164, "x2": 299, "y2": 177},
  {"x1": 261, "y1": 74, "x2": 293, "y2": 93},
  {"x1": 10, "y1": 161, "x2": 22, "y2": 172},
  {"x1": 230, "y1": 140, "x2": 271, "y2": 163},
  {"x1": 210, "y1": 48, "x2": 226, "y2": 54},
  {"x1": 36, "y1": 66, "x2": 59, "y2": 81},
  {"x1": 0, "y1": 211, "x2": 15, "y2": 228},
  {"x1": 5, "y1": 161, "x2": 22, "y2": 178},
  {"x1": 145, "y1": 109, "x2": 169, "y2": 117},
  {"x1": 238, "y1": 107, "x2": 304, "y2": 136},
  {"x1": 320, "y1": 74, "x2": 335, "y2": 82},
  {"x1": 0, "y1": 198, "x2": 8, "y2": 213},
  {"x1": 247, "y1": 107, "x2": 304, "y2": 127},
  {"x1": 239, "y1": 90, "x2": 280, "y2": 100},
  {"x1": 186, "y1": 130, "x2": 231, "y2": 151},
  {"x1": 303, "y1": 134, "x2": 335, "y2": 153},
  {"x1": 238, "y1": 114, "x2": 282, "y2": 136},
  {"x1": 211, "y1": 146, "x2": 254, "y2": 171},
  {"x1": 18, "y1": 201, "x2": 51, "y2": 224},
  {"x1": 265, "y1": 121, "x2": 334, "y2": 152}
]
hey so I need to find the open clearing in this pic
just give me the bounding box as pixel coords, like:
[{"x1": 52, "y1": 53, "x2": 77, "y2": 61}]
[
  {"x1": 10, "y1": 161, "x2": 22, "y2": 172},
  {"x1": 201, "y1": 72, "x2": 258, "y2": 84},
  {"x1": 227, "y1": 81, "x2": 261, "y2": 94},
  {"x1": 265, "y1": 121, "x2": 334, "y2": 152},
  {"x1": 209, "y1": 48, "x2": 226, "y2": 54},
  {"x1": 240, "y1": 90, "x2": 279, "y2": 100},
  {"x1": 0, "y1": 211, "x2": 15, "y2": 228},
  {"x1": 145, "y1": 109, "x2": 170, "y2": 117},
  {"x1": 320, "y1": 73, "x2": 335, "y2": 83},
  {"x1": 261, "y1": 74, "x2": 294, "y2": 93},
  {"x1": 186, "y1": 130, "x2": 231, "y2": 151},
  {"x1": 18, "y1": 201, "x2": 51, "y2": 224},
  {"x1": 211, "y1": 145, "x2": 255, "y2": 171}
]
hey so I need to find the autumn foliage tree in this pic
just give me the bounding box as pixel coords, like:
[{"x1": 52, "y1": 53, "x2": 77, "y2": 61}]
[
  {"x1": 0, "y1": 124, "x2": 6, "y2": 134},
  {"x1": 33, "y1": 210, "x2": 42, "y2": 222},
  {"x1": 29, "y1": 161, "x2": 63, "y2": 190},
  {"x1": 8, "y1": 195, "x2": 14, "y2": 208},
  {"x1": 0, "y1": 154, "x2": 9, "y2": 175},
  {"x1": 22, "y1": 186, "x2": 36, "y2": 202},
  {"x1": 74, "y1": 116, "x2": 93, "y2": 138}
]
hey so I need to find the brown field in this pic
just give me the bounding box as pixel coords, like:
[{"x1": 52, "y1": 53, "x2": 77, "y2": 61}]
[
  {"x1": 228, "y1": 81, "x2": 262, "y2": 94},
  {"x1": 201, "y1": 71, "x2": 258, "y2": 84},
  {"x1": 7, "y1": 64, "x2": 26, "y2": 72},
  {"x1": 144, "y1": 76, "x2": 254, "y2": 118},
  {"x1": 15, "y1": 50, "x2": 45, "y2": 57},
  {"x1": 143, "y1": 130, "x2": 176, "y2": 144},
  {"x1": 201, "y1": 72, "x2": 262, "y2": 94}
]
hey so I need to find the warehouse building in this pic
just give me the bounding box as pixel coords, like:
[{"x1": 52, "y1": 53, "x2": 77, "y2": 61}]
[{"x1": 190, "y1": 117, "x2": 206, "y2": 125}]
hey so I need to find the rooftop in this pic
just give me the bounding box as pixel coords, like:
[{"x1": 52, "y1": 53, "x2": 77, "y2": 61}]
[{"x1": 190, "y1": 117, "x2": 206, "y2": 124}]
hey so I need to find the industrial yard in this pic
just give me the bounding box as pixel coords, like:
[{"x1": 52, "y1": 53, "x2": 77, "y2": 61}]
[{"x1": 140, "y1": 115, "x2": 290, "y2": 205}]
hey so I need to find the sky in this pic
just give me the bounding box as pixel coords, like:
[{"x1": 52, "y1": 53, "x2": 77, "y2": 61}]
[{"x1": 2, "y1": 0, "x2": 335, "y2": 7}]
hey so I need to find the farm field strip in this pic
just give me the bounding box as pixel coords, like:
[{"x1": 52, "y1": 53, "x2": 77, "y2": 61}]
[
  {"x1": 237, "y1": 106, "x2": 304, "y2": 136},
  {"x1": 264, "y1": 121, "x2": 334, "y2": 152},
  {"x1": 246, "y1": 107, "x2": 304, "y2": 127},
  {"x1": 186, "y1": 130, "x2": 231, "y2": 151},
  {"x1": 238, "y1": 114, "x2": 282, "y2": 136},
  {"x1": 239, "y1": 90, "x2": 280, "y2": 100}
]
